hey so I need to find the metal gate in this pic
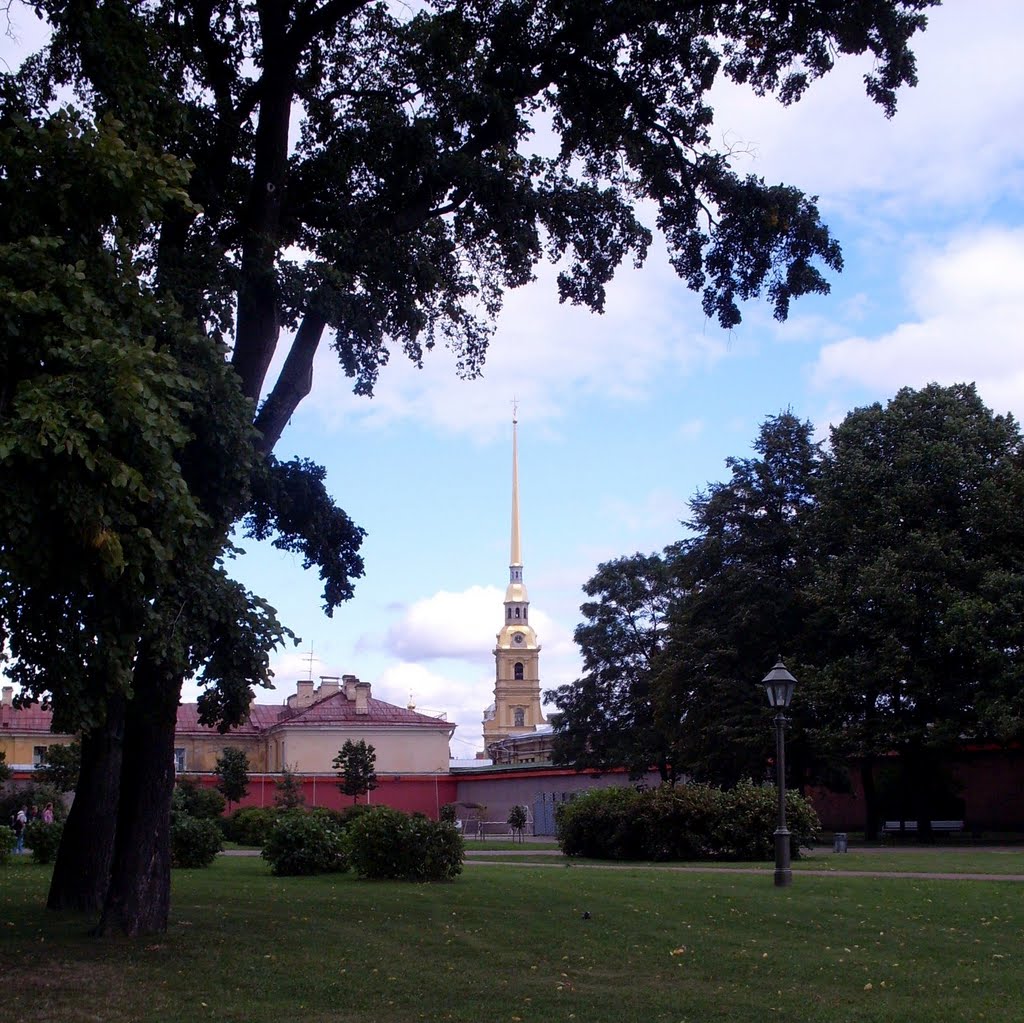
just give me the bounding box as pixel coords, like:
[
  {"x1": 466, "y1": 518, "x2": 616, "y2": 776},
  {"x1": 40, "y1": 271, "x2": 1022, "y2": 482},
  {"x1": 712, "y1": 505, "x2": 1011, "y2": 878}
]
[{"x1": 532, "y1": 791, "x2": 576, "y2": 836}]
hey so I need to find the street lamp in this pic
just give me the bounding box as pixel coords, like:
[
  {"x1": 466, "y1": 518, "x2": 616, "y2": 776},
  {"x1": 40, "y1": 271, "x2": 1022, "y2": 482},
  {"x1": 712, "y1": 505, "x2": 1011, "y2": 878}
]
[{"x1": 760, "y1": 658, "x2": 797, "y2": 888}]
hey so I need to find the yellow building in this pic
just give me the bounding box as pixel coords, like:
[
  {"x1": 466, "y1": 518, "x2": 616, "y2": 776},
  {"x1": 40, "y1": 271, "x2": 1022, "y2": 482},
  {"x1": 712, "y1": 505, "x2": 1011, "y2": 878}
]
[
  {"x1": 2, "y1": 676, "x2": 455, "y2": 776},
  {"x1": 482, "y1": 414, "x2": 546, "y2": 755}
]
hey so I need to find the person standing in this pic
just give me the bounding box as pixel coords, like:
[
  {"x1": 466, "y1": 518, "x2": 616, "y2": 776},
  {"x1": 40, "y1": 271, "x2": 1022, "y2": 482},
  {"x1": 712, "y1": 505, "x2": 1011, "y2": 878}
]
[
  {"x1": 42, "y1": 803, "x2": 54, "y2": 824},
  {"x1": 13, "y1": 806, "x2": 27, "y2": 854}
]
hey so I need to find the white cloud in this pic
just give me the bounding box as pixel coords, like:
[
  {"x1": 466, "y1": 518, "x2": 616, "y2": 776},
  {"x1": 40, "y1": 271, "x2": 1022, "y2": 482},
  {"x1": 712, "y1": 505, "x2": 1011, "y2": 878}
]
[
  {"x1": 812, "y1": 227, "x2": 1024, "y2": 418},
  {"x1": 709, "y1": 4, "x2": 1024, "y2": 219}
]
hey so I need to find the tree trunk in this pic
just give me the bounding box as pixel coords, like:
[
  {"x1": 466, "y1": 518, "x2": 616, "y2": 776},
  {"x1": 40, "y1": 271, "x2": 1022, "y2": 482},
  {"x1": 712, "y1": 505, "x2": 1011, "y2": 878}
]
[
  {"x1": 98, "y1": 658, "x2": 179, "y2": 936},
  {"x1": 47, "y1": 697, "x2": 125, "y2": 913},
  {"x1": 860, "y1": 757, "x2": 879, "y2": 841}
]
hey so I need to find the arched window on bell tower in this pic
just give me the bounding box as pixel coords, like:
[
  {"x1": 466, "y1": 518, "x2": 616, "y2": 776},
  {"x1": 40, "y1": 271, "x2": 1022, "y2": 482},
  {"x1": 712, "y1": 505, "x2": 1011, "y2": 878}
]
[
  {"x1": 514, "y1": 707, "x2": 525, "y2": 727},
  {"x1": 514, "y1": 662, "x2": 524, "y2": 680}
]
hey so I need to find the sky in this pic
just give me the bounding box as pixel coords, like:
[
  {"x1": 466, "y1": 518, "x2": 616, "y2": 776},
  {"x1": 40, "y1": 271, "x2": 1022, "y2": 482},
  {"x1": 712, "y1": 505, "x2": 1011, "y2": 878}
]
[{"x1": 4, "y1": 3, "x2": 1024, "y2": 759}]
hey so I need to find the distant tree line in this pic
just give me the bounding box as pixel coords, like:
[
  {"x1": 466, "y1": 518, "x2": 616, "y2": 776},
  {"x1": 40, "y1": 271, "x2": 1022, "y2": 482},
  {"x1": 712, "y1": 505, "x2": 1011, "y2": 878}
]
[{"x1": 546, "y1": 383, "x2": 1024, "y2": 839}]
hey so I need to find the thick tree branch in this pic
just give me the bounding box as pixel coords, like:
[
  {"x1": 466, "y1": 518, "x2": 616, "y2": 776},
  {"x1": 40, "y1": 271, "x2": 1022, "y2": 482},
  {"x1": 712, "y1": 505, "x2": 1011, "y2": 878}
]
[{"x1": 253, "y1": 311, "x2": 327, "y2": 454}]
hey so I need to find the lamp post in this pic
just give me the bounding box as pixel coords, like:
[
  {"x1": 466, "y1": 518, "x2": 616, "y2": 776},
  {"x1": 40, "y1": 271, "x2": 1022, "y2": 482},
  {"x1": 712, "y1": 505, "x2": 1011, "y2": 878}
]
[{"x1": 760, "y1": 658, "x2": 797, "y2": 888}]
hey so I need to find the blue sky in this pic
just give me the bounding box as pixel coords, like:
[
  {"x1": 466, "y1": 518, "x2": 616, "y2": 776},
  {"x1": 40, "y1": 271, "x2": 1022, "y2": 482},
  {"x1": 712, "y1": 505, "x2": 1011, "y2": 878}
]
[{"x1": 5, "y1": 3, "x2": 1024, "y2": 758}]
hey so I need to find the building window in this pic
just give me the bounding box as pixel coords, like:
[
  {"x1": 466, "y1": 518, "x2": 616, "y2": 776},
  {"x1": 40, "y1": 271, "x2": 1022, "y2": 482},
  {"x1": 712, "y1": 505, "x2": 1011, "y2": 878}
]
[
  {"x1": 514, "y1": 708, "x2": 525, "y2": 727},
  {"x1": 515, "y1": 607, "x2": 520, "y2": 618},
  {"x1": 514, "y1": 662, "x2": 524, "y2": 680},
  {"x1": 32, "y1": 746, "x2": 47, "y2": 768},
  {"x1": 173, "y1": 748, "x2": 186, "y2": 773},
  {"x1": 507, "y1": 608, "x2": 512, "y2": 619}
]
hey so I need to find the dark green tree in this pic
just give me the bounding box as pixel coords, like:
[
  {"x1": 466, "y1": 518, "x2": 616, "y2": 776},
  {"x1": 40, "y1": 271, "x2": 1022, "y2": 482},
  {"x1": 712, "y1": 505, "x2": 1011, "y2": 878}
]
[
  {"x1": 274, "y1": 767, "x2": 306, "y2": 810},
  {"x1": 805, "y1": 383, "x2": 1024, "y2": 838},
  {"x1": 37, "y1": 742, "x2": 82, "y2": 794},
  {"x1": 3, "y1": 0, "x2": 935, "y2": 934},
  {"x1": 0, "y1": 751, "x2": 10, "y2": 784},
  {"x1": 213, "y1": 748, "x2": 250, "y2": 810},
  {"x1": 662, "y1": 412, "x2": 822, "y2": 787},
  {"x1": 547, "y1": 552, "x2": 680, "y2": 781},
  {"x1": 333, "y1": 740, "x2": 379, "y2": 804}
]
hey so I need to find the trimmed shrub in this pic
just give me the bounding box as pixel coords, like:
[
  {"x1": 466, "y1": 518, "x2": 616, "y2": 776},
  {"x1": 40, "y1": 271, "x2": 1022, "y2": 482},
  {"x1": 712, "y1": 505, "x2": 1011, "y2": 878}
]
[
  {"x1": 556, "y1": 787, "x2": 644, "y2": 858},
  {"x1": 438, "y1": 803, "x2": 457, "y2": 824},
  {"x1": 24, "y1": 820, "x2": 64, "y2": 865},
  {"x1": 0, "y1": 825, "x2": 15, "y2": 865},
  {"x1": 173, "y1": 778, "x2": 226, "y2": 820},
  {"x1": 262, "y1": 811, "x2": 349, "y2": 877},
  {"x1": 225, "y1": 807, "x2": 279, "y2": 847},
  {"x1": 556, "y1": 782, "x2": 820, "y2": 862},
  {"x1": 171, "y1": 814, "x2": 223, "y2": 868},
  {"x1": 346, "y1": 807, "x2": 463, "y2": 882}
]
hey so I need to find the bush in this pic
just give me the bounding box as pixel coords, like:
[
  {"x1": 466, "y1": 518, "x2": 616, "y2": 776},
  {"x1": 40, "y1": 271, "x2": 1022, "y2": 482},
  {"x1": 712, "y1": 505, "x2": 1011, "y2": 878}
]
[
  {"x1": 261, "y1": 811, "x2": 349, "y2": 877},
  {"x1": 171, "y1": 814, "x2": 224, "y2": 868},
  {"x1": 346, "y1": 807, "x2": 463, "y2": 882},
  {"x1": 556, "y1": 787, "x2": 644, "y2": 858},
  {"x1": 173, "y1": 778, "x2": 226, "y2": 820},
  {"x1": 24, "y1": 820, "x2": 64, "y2": 865},
  {"x1": 556, "y1": 782, "x2": 820, "y2": 862},
  {"x1": 0, "y1": 825, "x2": 14, "y2": 865},
  {"x1": 224, "y1": 807, "x2": 280, "y2": 846},
  {"x1": 439, "y1": 803, "x2": 457, "y2": 824}
]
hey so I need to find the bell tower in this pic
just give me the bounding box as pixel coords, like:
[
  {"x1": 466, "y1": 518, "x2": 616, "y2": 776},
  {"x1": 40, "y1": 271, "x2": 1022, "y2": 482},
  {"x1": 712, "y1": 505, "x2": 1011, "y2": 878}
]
[{"x1": 482, "y1": 411, "x2": 545, "y2": 750}]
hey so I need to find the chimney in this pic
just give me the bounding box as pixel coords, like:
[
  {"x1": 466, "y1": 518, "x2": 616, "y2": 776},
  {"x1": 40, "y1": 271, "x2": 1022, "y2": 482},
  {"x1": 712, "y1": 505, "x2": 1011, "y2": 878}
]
[
  {"x1": 287, "y1": 680, "x2": 316, "y2": 709},
  {"x1": 1, "y1": 686, "x2": 11, "y2": 728},
  {"x1": 2, "y1": 686, "x2": 12, "y2": 706},
  {"x1": 342, "y1": 674, "x2": 358, "y2": 701},
  {"x1": 318, "y1": 676, "x2": 340, "y2": 699},
  {"x1": 354, "y1": 681, "x2": 371, "y2": 716}
]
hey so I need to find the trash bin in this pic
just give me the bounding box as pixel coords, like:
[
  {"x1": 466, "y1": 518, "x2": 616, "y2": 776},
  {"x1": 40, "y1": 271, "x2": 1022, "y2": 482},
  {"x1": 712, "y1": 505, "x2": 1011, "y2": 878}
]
[{"x1": 833, "y1": 832, "x2": 848, "y2": 853}]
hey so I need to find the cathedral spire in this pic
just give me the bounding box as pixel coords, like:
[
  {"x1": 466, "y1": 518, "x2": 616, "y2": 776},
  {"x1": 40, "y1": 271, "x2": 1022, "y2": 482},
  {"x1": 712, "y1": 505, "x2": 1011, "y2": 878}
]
[{"x1": 510, "y1": 411, "x2": 522, "y2": 568}]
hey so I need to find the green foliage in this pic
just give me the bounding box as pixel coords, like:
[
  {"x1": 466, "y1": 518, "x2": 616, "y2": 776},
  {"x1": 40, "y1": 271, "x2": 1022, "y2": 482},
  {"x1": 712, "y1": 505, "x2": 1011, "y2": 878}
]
[
  {"x1": 173, "y1": 779, "x2": 226, "y2": 820},
  {"x1": 546, "y1": 553, "x2": 680, "y2": 781},
  {"x1": 507, "y1": 805, "x2": 528, "y2": 841},
  {"x1": 0, "y1": 784, "x2": 67, "y2": 827},
  {"x1": 333, "y1": 740, "x2": 379, "y2": 803},
  {"x1": 214, "y1": 748, "x2": 250, "y2": 808},
  {"x1": 556, "y1": 783, "x2": 820, "y2": 862},
  {"x1": 274, "y1": 767, "x2": 306, "y2": 810},
  {"x1": 24, "y1": 820, "x2": 65, "y2": 865},
  {"x1": 438, "y1": 803, "x2": 457, "y2": 824},
  {"x1": 170, "y1": 815, "x2": 223, "y2": 869},
  {"x1": 0, "y1": 825, "x2": 14, "y2": 865},
  {"x1": 36, "y1": 741, "x2": 82, "y2": 793},
  {"x1": 346, "y1": 807, "x2": 463, "y2": 882},
  {"x1": 261, "y1": 812, "x2": 349, "y2": 877},
  {"x1": 0, "y1": 751, "x2": 11, "y2": 784},
  {"x1": 665, "y1": 412, "x2": 822, "y2": 787},
  {"x1": 224, "y1": 807, "x2": 280, "y2": 848}
]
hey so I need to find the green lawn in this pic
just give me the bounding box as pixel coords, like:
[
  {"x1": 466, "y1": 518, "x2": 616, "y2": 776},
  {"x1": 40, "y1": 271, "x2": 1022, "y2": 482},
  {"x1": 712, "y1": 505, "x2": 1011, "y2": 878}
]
[
  {"x1": 463, "y1": 846, "x2": 1024, "y2": 875},
  {"x1": 2, "y1": 854, "x2": 1022, "y2": 1022}
]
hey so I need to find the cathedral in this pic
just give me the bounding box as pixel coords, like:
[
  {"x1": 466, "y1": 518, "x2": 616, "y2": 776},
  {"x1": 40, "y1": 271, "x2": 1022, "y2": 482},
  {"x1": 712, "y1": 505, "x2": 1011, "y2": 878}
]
[{"x1": 481, "y1": 414, "x2": 546, "y2": 756}]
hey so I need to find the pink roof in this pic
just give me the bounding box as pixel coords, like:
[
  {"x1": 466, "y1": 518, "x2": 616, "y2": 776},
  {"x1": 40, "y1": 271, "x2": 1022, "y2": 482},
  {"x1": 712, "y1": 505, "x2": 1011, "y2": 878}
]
[
  {"x1": 3, "y1": 690, "x2": 452, "y2": 736},
  {"x1": 0, "y1": 703, "x2": 54, "y2": 734},
  {"x1": 276, "y1": 692, "x2": 452, "y2": 730}
]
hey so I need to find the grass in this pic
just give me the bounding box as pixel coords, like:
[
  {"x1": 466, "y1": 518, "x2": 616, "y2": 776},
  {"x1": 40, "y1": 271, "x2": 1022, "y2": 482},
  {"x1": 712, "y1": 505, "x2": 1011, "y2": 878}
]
[
  {"x1": 3, "y1": 853, "x2": 1024, "y2": 1022},
  {"x1": 463, "y1": 846, "x2": 1024, "y2": 875}
]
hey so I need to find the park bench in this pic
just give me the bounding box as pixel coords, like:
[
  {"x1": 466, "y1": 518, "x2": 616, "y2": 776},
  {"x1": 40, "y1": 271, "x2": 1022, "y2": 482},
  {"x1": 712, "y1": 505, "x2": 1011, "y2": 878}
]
[{"x1": 881, "y1": 820, "x2": 964, "y2": 841}]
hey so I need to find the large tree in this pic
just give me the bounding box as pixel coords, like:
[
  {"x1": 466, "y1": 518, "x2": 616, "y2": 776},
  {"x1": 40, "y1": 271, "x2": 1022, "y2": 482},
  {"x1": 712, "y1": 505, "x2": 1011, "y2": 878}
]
[
  {"x1": 2, "y1": 0, "x2": 936, "y2": 933},
  {"x1": 805, "y1": 383, "x2": 1024, "y2": 837},
  {"x1": 546, "y1": 552, "x2": 679, "y2": 781},
  {"x1": 662, "y1": 412, "x2": 821, "y2": 787}
]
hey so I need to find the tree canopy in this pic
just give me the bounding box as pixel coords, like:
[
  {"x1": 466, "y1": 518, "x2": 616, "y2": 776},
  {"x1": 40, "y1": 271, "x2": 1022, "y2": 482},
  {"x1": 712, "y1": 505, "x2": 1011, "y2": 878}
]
[
  {"x1": 333, "y1": 739, "x2": 379, "y2": 803},
  {"x1": 553, "y1": 384, "x2": 1024, "y2": 835}
]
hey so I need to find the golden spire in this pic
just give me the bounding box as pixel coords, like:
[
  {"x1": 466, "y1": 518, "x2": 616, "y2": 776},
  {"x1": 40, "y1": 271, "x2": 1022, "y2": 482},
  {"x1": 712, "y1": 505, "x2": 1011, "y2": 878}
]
[{"x1": 510, "y1": 406, "x2": 522, "y2": 567}]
